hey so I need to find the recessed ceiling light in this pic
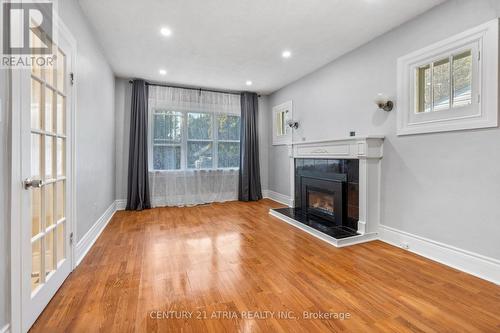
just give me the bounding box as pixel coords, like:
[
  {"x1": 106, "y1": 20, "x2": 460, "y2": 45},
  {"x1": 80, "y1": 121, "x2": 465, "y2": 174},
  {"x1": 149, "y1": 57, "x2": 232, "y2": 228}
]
[
  {"x1": 246, "y1": 80, "x2": 253, "y2": 86},
  {"x1": 282, "y1": 50, "x2": 292, "y2": 58},
  {"x1": 159, "y1": 69, "x2": 167, "y2": 75},
  {"x1": 160, "y1": 27, "x2": 172, "y2": 37}
]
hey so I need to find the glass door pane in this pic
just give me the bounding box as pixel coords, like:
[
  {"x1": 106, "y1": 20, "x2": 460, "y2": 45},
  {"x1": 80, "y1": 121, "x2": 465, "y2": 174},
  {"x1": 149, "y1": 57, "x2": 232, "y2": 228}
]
[
  {"x1": 31, "y1": 188, "x2": 41, "y2": 237},
  {"x1": 44, "y1": 230, "x2": 55, "y2": 277},
  {"x1": 31, "y1": 240, "x2": 42, "y2": 291},
  {"x1": 43, "y1": 45, "x2": 54, "y2": 86},
  {"x1": 56, "y1": 49, "x2": 66, "y2": 92},
  {"x1": 44, "y1": 88, "x2": 55, "y2": 133},
  {"x1": 45, "y1": 136, "x2": 54, "y2": 180},
  {"x1": 56, "y1": 223, "x2": 65, "y2": 264},
  {"x1": 55, "y1": 181, "x2": 65, "y2": 221},
  {"x1": 56, "y1": 138, "x2": 65, "y2": 177},
  {"x1": 44, "y1": 183, "x2": 54, "y2": 228},
  {"x1": 31, "y1": 79, "x2": 42, "y2": 129},
  {"x1": 31, "y1": 134, "x2": 41, "y2": 179},
  {"x1": 56, "y1": 94, "x2": 65, "y2": 134}
]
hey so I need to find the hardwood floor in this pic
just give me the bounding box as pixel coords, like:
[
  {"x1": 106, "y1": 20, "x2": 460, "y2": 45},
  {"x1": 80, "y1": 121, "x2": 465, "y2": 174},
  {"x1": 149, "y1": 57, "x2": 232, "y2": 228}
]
[{"x1": 30, "y1": 199, "x2": 500, "y2": 332}]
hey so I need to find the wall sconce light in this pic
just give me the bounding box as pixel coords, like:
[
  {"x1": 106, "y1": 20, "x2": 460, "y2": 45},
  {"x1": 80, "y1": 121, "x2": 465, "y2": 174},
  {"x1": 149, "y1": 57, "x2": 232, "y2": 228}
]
[
  {"x1": 287, "y1": 119, "x2": 299, "y2": 129},
  {"x1": 375, "y1": 93, "x2": 394, "y2": 112}
]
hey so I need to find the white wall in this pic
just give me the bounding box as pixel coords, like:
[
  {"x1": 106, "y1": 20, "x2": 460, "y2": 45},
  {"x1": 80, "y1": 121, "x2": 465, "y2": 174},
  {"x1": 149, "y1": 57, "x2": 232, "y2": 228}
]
[
  {"x1": 0, "y1": 0, "x2": 115, "y2": 328},
  {"x1": 58, "y1": 1, "x2": 116, "y2": 242},
  {"x1": 114, "y1": 78, "x2": 269, "y2": 201},
  {"x1": 268, "y1": 0, "x2": 500, "y2": 260},
  {"x1": 114, "y1": 78, "x2": 131, "y2": 201}
]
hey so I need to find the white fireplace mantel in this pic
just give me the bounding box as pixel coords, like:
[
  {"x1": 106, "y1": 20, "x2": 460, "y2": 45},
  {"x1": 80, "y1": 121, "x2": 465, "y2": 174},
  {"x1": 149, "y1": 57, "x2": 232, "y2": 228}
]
[
  {"x1": 288, "y1": 135, "x2": 385, "y2": 159},
  {"x1": 271, "y1": 135, "x2": 385, "y2": 248}
]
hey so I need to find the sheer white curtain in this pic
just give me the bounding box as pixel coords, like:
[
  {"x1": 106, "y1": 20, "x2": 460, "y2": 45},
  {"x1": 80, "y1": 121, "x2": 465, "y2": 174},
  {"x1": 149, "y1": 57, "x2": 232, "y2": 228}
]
[
  {"x1": 148, "y1": 85, "x2": 241, "y2": 207},
  {"x1": 149, "y1": 85, "x2": 241, "y2": 114}
]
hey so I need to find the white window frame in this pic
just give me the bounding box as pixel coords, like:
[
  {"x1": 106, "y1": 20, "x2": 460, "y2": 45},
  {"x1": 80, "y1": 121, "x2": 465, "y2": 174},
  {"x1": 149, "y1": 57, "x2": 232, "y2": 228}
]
[
  {"x1": 149, "y1": 109, "x2": 241, "y2": 171},
  {"x1": 272, "y1": 100, "x2": 293, "y2": 145},
  {"x1": 397, "y1": 19, "x2": 498, "y2": 136}
]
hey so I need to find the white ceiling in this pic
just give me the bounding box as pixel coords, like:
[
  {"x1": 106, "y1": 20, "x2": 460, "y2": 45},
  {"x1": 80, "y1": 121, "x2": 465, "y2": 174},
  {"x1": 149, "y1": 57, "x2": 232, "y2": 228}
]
[{"x1": 78, "y1": 0, "x2": 445, "y2": 94}]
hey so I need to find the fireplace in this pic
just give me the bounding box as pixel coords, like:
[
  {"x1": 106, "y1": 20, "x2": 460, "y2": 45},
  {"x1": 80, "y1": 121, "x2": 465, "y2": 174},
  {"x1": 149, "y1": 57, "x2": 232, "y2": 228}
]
[
  {"x1": 269, "y1": 137, "x2": 384, "y2": 246},
  {"x1": 271, "y1": 159, "x2": 360, "y2": 239},
  {"x1": 299, "y1": 170, "x2": 346, "y2": 226}
]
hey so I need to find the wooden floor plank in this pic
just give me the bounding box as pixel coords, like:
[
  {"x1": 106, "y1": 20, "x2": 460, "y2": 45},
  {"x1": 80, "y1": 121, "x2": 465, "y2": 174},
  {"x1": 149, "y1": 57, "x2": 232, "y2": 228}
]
[{"x1": 30, "y1": 199, "x2": 500, "y2": 332}]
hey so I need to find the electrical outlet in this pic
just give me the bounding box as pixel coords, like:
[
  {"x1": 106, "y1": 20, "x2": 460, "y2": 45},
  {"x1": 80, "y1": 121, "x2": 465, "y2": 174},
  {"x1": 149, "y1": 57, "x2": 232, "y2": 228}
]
[{"x1": 401, "y1": 242, "x2": 409, "y2": 250}]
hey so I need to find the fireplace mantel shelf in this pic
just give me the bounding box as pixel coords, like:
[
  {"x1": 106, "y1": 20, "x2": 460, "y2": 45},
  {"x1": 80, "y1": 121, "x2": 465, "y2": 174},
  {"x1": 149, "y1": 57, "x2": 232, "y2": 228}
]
[
  {"x1": 291, "y1": 135, "x2": 385, "y2": 145},
  {"x1": 288, "y1": 135, "x2": 385, "y2": 160}
]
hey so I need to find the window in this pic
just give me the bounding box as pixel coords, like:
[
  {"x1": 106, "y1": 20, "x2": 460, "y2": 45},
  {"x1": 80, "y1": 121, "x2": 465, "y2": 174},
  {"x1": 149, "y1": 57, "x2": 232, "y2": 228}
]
[
  {"x1": 217, "y1": 114, "x2": 241, "y2": 168},
  {"x1": 152, "y1": 111, "x2": 182, "y2": 170},
  {"x1": 272, "y1": 100, "x2": 293, "y2": 145},
  {"x1": 416, "y1": 50, "x2": 472, "y2": 113},
  {"x1": 397, "y1": 19, "x2": 498, "y2": 135},
  {"x1": 151, "y1": 110, "x2": 240, "y2": 170},
  {"x1": 187, "y1": 112, "x2": 213, "y2": 169}
]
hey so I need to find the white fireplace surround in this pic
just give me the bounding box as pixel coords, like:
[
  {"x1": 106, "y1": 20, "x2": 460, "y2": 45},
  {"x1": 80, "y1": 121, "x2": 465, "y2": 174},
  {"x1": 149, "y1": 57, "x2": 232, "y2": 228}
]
[{"x1": 269, "y1": 135, "x2": 385, "y2": 247}]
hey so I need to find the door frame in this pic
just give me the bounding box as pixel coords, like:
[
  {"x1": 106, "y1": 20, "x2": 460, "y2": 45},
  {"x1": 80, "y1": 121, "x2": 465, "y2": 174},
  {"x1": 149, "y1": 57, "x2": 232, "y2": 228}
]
[{"x1": 10, "y1": 15, "x2": 77, "y2": 333}]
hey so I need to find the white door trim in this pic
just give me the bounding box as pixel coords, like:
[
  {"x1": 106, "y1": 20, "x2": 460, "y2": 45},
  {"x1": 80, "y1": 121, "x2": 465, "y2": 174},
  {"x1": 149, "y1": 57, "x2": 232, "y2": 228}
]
[
  {"x1": 9, "y1": 16, "x2": 77, "y2": 333},
  {"x1": 10, "y1": 62, "x2": 23, "y2": 333}
]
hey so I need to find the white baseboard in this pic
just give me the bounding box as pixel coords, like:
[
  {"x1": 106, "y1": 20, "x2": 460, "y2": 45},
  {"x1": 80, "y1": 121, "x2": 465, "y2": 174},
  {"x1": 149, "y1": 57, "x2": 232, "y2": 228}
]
[
  {"x1": 1, "y1": 324, "x2": 10, "y2": 333},
  {"x1": 261, "y1": 189, "x2": 269, "y2": 199},
  {"x1": 75, "y1": 201, "x2": 117, "y2": 266},
  {"x1": 116, "y1": 199, "x2": 127, "y2": 211},
  {"x1": 263, "y1": 190, "x2": 293, "y2": 207},
  {"x1": 379, "y1": 225, "x2": 500, "y2": 285}
]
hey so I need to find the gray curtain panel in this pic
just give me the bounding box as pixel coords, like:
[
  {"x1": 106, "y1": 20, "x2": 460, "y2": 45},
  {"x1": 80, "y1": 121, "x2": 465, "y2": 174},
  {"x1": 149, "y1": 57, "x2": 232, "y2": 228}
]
[
  {"x1": 239, "y1": 92, "x2": 263, "y2": 201},
  {"x1": 126, "y1": 80, "x2": 151, "y2": 210}
]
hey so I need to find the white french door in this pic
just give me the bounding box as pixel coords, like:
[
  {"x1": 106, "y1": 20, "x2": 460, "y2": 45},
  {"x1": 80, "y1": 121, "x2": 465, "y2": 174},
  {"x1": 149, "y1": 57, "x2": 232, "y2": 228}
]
[{"x1": 16, "y1": 22, "x2": 75, "y2": 332}]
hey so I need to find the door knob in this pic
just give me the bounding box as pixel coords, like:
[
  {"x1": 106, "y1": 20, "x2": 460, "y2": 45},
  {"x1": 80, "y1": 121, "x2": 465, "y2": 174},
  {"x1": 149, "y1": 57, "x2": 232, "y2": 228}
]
[{"x1": 24, "y1": 178, "x2": 43, "y2": 189}]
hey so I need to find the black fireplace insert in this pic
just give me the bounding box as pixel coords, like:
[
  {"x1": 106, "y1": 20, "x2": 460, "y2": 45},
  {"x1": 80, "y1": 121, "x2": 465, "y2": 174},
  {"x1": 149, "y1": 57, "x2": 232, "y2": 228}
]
[
  {"x1": 272, "y1": 159, "x2": 359, "y2": 239},
  {"x1": 300, "y1": 171, "x2": 346, "y2": 226}
]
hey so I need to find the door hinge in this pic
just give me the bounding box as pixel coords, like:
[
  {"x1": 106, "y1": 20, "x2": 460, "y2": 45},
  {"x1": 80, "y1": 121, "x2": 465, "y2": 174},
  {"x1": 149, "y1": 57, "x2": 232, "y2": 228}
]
[
  {"x1": 478, "y1": 51, "x2": 481, "y2": 61},
  {"x1": 70, "y1": 73, "x2": 74, "y2": 86},
  {"x1": 70, "y1": 232, "x2": 74, "y2": 245}
]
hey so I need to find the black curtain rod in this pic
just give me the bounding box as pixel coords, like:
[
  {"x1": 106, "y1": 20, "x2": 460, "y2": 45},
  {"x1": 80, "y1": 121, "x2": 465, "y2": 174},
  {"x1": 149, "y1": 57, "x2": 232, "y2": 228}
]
[{"x1": 128, "y1": 79, "x2": 244, "y2": 96}]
